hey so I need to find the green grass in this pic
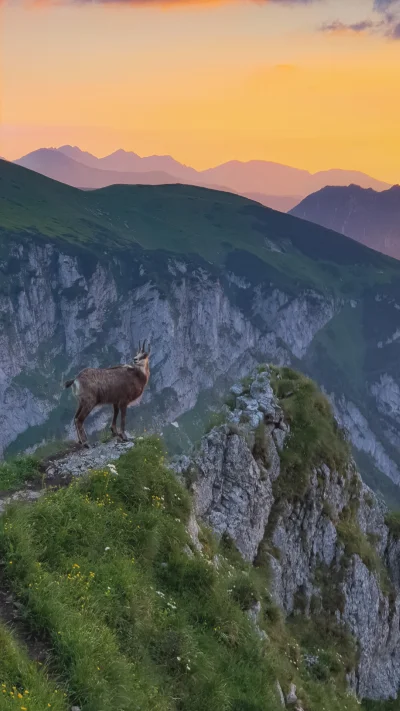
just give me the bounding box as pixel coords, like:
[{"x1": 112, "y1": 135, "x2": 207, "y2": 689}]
[
  {"x1": 0, "y1": 623, "x2": 68, "y2": 711},
  {"x1": 288, "y1": 615, "x2": 358, "y2": 680},
  {"x1": 270, "y1": 367, "x2": 350, "y2": 500},
  {"x1": 0, "y1": 437, "x2": 363, "y2": 711},
  {"x1": 0, "y1": 455, "x2": 41, "y2": 493}
]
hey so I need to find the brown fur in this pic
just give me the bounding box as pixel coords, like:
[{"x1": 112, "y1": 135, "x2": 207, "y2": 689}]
[{"x1": 65, "y1": 342, "x2": 151, "y2": 447}]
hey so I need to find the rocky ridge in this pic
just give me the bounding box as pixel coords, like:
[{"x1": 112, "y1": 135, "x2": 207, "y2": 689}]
[{"x1": 173, "y1": 366, "x2": 400, "y2": 701}]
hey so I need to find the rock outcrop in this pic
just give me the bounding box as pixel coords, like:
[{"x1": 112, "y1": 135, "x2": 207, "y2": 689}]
[{"x1": 176, "y1": 366, "x2": 400, "y2": 701}]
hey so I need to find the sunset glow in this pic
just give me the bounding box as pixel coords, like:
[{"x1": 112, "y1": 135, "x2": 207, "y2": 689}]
[{"x1": 2, "y1": 0, "x2": 400, "y2": 182}]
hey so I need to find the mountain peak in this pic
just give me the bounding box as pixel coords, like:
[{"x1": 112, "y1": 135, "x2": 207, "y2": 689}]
[{"x1": 107, "y1": 148, "x2": 140, "y2": 158}]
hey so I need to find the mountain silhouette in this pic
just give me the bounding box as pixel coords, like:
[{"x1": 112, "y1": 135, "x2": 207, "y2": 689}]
[
  {"x1": 14, "y1": 146, "x2": 391, "y2": 212},
  {"x1": 290, "y1": 184, "x2": 400, "y2": 259}
]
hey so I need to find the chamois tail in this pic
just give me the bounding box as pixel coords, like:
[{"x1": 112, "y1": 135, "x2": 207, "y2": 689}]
[{"x1": 64, "y1": 379, "x2": 75, "y2": 389}]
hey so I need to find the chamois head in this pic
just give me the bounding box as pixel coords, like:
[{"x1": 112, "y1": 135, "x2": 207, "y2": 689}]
[{"x1": 133, "y1": 340, "x2": 151, "y2": 369}]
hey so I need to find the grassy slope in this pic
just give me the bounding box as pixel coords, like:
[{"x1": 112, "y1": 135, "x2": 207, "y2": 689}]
[
  {"x1": 0, "y1": 437, "x2": 362, "y2": 711},
  {"x1": 1, "y1": 159, "x2": 397, "y2": 296}
]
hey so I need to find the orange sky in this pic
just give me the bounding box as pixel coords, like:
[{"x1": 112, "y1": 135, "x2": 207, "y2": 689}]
[{"x1": 1, "y1": 0, "x2": 400, "y2": 182}]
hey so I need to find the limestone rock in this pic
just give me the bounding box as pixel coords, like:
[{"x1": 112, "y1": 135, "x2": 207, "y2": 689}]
[
  {"x1": 45, "y1": 439, "x2": 134, "y2": 479},
  {"x1": 193, "y1": 426, "x2": 274, "y2": 561},
  {"x1": 186, "y1": 367, "x2": 400, "y2": 701}
]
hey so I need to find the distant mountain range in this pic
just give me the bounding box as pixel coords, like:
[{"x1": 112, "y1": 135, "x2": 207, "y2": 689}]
[
  {"x1": 14, "y1": 149, "x2": 184, "y2": 190},
  {"x1": 13, "y1": 146, "x2": 391, "y2": 213},
  {"x1": 291, "y1": 184, "x2": 400, "y2": 260}
]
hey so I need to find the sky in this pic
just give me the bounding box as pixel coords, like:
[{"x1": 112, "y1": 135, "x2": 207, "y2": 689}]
[{"x1": 1, "y1": 0, "x2": 400, "y2": 182}]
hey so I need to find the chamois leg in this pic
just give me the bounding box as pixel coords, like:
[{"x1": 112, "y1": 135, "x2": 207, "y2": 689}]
[
  {"x1": 76, "y1": 402, "x2": 95, "y2": 448},
  {"x1": 74, "y1": 403, "x2": 84, "y2": 445},
  {"x1": 118, "y1": 404, "x2": 128, "y2": 442},
  {"x1": 110, "y1": 404, "x2": 119, "y2": 437}
]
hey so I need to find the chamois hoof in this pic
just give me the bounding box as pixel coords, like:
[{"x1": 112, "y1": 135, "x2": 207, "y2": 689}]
[
  {"x1": 82, "y1": 442, "x2": 91, "y2": 449},
  {"x1": 118, "y1": 433, "x2": 128, "y2": 443}
]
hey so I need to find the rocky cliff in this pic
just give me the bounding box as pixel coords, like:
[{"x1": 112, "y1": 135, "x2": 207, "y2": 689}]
[
  {"x1": 0, "y1": 238, "x2": 338, "y2": 455},
  {"x1": 3, "y1": 235, "x2": 400, "y2": 513},
  {"x1": 173, "y1": 366, "x2": 400, "y2": 701}
]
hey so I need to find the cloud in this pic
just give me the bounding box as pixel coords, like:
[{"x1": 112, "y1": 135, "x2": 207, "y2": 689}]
[
  {"x1": 375, "y1": 0, "x2": 400, "y2": 37},
  {"x1": 320, "y1": 19, "x2": 376, "y2": 35},
  {"x1": 320, "y1": 0, "x2": 400, "y2": 40}
]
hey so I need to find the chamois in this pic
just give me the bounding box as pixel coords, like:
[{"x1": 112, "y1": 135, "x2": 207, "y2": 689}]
[{"x1": 64, "y1": 341, "x2": 151, "y2": 447}]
